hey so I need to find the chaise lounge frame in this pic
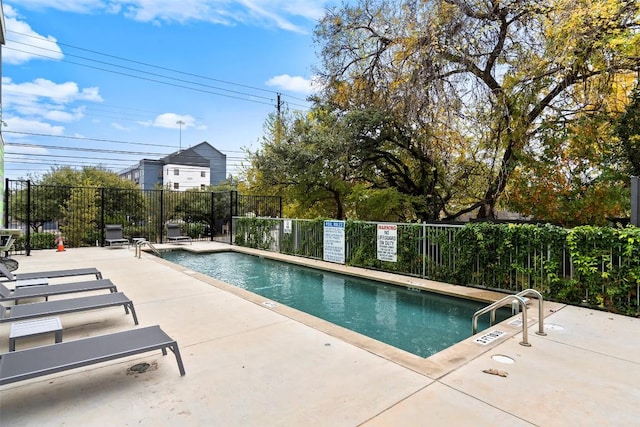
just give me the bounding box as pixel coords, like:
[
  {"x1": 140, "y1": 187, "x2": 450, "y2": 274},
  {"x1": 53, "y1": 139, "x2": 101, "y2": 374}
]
[
  {"x1": 0, "y1": 292, "x2": 138, "y2": 325},
  {"x1": 0, "y1": 278, "x2": 118, "y2": 304},
  {"x1": 104, "y1": 224, "x2": 130, "y2": 248},
  {"x1": 0, "y1": 325, "x2": 186, "y2": 385},
  {"x1": 0, "y1": 263, "x2": 103, "y2": 282},
  {"x1": 166, "y1": 223, "x2": 192, "y2": 244}
]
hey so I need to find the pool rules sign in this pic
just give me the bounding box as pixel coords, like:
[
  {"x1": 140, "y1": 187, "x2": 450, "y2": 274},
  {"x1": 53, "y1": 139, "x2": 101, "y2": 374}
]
[
  {"x1": 377, "y1": 224, "x2": 398, "y2": 262},
  {"x1": 323, "y1": 220, "x2": 345, "y2": 264}
]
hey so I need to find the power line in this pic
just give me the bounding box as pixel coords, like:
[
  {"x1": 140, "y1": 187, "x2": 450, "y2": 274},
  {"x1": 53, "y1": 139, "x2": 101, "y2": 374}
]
[
  {"x1": 5, "y1": 46, "x2": 278, "y2": 107},
  {"x1": 3, "y1": 130, "x2": 247, "y2": 154},
  {"x1": 6, "y1": 31, "x2": 313, "y2": 109},
  {"x1": 7, "y1": 142, "x2": 166, "y2": 156},
  {"x1": 4, "y1": 130, "x2": 177, "y2": 150}
]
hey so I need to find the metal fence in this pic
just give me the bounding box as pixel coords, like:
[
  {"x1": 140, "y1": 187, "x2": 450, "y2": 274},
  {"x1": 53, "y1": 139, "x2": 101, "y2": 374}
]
[
  {"x1": 232, "y1": 217, "x2": 571, "y2": 293},
  {"x1": 4, "y1": 179, "x2": 281, "y2": 254}
]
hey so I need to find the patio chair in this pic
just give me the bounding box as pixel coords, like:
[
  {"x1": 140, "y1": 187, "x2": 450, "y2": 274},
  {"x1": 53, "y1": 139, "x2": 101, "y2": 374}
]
[
  {"x1": 0, "y1": 325, "x2": 186, "y2": 385},
  {"x1": 0, "y1": 292, "x2": 139, "y2": 325},
  {"x1": 166, "y1": 223, "x2": 192, "y2": 244},
  {"x1": 0, "y1": 278, "x2": 118, "y2": 304},
  {"x1": 0, "y1": 263, "x2": 102, "y2": 283},
  {"x1": 105, "y1": 224, "x2": 130, "y2": 248}
]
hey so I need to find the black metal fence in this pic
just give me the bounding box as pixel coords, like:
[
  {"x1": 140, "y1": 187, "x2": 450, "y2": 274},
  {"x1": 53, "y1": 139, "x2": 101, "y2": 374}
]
[{"x1": 4, "y1": 179, "x2": 281, "y2": 254}]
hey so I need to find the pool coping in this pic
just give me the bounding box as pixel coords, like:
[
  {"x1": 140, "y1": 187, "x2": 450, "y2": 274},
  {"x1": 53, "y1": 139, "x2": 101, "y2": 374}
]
[{"x1": 150, "y1": 245, "x2": 566, "y2": 379}]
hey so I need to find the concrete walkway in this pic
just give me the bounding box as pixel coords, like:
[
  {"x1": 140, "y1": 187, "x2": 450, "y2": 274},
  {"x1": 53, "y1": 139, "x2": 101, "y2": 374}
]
[{"x1": 1, "y1": 243, "x2": 639, "y2": 426}]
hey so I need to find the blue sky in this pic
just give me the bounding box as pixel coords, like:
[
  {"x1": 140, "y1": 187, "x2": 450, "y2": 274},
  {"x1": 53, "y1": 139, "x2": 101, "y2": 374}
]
[{"x1": 1, "y1": 0, "x2": 333, "y2": 180}]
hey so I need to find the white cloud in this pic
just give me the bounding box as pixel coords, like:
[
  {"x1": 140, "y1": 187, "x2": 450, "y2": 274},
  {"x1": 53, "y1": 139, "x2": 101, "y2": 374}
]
[
  {"x1": 111, "y1": 122, "x2": 131, "y2": 131},
  {"x1": 13, "y1": 0, "x2": 331, "y2": 32},
  {"x1": 3, "y1": 116, "x2": 65, "y2": 135},
  {"x1": 3, "y1": 77, "x2": 102, "y2": 105},
  {"x1": 43, "y1": 106, "x2": 86, "y2": 122},
  {"x1": 265, "y1": 74, "x2": 318, "y2": 95},
  {"x1": 2, "y1": 77, "x2": 102, "y2": 127},
  {"x1": 7, "y1": 1, "x2": 105, "y2": 13},
  {"x1": 149, "y1": 113, "x2": 196, "y2": 129},
  {"x1": 3, "y1": 4, "x2": 64, "y2": 65}
]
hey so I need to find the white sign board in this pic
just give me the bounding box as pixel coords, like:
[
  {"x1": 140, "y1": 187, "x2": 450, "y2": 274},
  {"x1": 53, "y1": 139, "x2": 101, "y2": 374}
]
[
  {"x1": 323, "y1": 220, "x2": 345, "y2": 264},
  {"x1": 283, "y1": 219, "x2": 292, "y2": 234},
  {"x1": 377, "y1": 224, "x2": 397, "y2": 262}
]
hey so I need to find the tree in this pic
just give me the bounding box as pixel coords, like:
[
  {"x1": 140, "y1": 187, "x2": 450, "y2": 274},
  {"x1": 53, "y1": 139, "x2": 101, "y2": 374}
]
[
  {"x1": 9, "y1": 166, "x2": 145, "y2": 235},
  {"x1": 507, "y1": 114, "x2": 629, "y2": 226},
  {"x1": 616, "y1": 86, "x2": 640, "y2": 176},
  {"x1": 314, "y1": 0, "x2": 640, "y2": 220},
  {"x1": 61, "y1": 184, "x2": 98, "y2": 247},
  {"x1": 247, "y1": 108, "x2": 355, "y2": 219}
]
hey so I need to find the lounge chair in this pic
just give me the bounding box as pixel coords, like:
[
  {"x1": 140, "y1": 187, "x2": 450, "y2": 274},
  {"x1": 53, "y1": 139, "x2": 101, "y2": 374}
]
[
  {"x1": 0, "y1": 292, "x2": 138, "y2": 325},
  {"x1": 105, "y1": 224, "x2": 130, "y2": 247},
  {"x1": 166, "y1": 223, "x2": 192, "y2": 244},
  {"x1": 0, "y1": 325, "x2": 185, "y2": 385},
  {"x1": 0, "y1": 263, "x2": 102, "y2": 282},
  {"x1": 0, "y1": 278, "x2": 118, "y2": 304}
]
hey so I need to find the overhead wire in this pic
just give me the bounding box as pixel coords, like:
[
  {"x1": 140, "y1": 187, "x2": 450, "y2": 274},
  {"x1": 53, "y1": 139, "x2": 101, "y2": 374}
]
[
  {"x1": 3, "y1": 29, "x2": 305, "y2": 176},
  {"x1": 6, "y1": 31, "x2": 313, "y2": 109},
  {"x1": 4, "y1": 46, "x2": 278, "y2": 106}
]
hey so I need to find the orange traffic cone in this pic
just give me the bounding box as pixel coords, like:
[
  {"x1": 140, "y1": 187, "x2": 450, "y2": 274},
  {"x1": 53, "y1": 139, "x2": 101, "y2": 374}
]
[{"x1": 56, "y1": 236, "x2": 66, "y2": 252}]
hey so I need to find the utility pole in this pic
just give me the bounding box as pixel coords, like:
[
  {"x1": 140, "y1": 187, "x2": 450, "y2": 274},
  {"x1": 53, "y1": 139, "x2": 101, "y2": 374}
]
[
  {"x1": 275, "y1": 94, "x2": 282, "y2": 143},
  {"x1": 176, "y1": 120, "x2": 185, "y2": 151}
]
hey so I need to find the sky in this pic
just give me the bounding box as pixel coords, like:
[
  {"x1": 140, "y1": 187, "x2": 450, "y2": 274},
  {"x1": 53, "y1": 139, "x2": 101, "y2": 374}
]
[{"x1": 1, "y1": 0, "x2": 335, "y2": 181}]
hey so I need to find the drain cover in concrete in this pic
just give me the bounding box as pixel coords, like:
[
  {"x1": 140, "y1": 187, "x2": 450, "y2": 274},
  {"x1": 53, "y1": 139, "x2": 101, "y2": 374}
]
[{"x1": 491, "y1": 354, "x2": 515, "y2": 364}]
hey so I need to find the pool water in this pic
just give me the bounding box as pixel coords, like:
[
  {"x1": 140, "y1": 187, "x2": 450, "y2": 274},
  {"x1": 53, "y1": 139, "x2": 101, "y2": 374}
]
[{"x1": 162, "y1": 251, "x2": 510, "y2": 358}]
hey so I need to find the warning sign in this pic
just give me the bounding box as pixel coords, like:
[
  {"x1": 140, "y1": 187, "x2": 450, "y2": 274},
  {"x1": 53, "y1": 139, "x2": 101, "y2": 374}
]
[{"x1": 377, "y1": 224, "x2": 397, "y2": 262}]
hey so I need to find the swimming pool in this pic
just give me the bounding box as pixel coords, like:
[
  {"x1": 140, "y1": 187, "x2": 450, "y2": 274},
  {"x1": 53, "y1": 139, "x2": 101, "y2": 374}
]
[{"x1": 162, "y1": 251, "x2": 510, "y2": 358}]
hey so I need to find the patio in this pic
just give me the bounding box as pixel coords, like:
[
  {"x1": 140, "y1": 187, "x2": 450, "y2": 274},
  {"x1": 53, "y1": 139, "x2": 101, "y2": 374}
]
[{"x1": 1, "y1": 242, "x2": 639, "y2": 426}]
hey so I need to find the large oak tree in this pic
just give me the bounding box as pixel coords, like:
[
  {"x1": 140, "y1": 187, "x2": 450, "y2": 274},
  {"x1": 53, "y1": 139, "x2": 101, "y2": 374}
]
[{"x1": 312, "y1": 0, "x2": 640, "y2": 220}]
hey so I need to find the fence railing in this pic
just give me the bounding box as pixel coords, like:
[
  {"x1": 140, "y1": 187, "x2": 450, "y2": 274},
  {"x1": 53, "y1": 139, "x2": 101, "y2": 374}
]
[
  {"x1": 5, "y1": 179, "x2": 281, "y2": 254},
  {"x1": 232, "y1": 217, "x2": 640, "y2": 317}
]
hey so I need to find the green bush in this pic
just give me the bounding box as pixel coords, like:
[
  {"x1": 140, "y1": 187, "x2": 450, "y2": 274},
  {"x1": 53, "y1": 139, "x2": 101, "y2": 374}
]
[{"x1": 233, "y1": 218, "x2": 640, "y2": 317}]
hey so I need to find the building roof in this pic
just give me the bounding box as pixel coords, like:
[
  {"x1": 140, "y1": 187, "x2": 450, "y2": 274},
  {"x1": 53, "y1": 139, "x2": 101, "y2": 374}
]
[{"x1": 160, "y1": 141, "x2": 223, "y2": 168}]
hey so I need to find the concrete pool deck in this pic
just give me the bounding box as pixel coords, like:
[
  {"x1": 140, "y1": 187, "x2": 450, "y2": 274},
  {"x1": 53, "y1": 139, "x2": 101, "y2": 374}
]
[{"x1": 0, "y1": 242, "x2": 639, "y2": 426}]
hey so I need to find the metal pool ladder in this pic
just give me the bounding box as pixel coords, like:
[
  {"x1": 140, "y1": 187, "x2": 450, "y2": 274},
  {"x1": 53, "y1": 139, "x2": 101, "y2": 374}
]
[
  {"x1": 134, "y1": 240, "x2": 160, "y2": 258},
  {"x1": 472, "y1": 289, "x2": 547, "y2": 347}
]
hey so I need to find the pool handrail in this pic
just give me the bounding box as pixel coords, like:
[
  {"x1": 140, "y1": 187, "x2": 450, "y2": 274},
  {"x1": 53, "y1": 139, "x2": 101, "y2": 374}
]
[
  {"x1": 135, "y1": 240, "x2": 160, "y2": 258},
  {"x1": 515, "y1": 288, "x2": 547, "y2": 336},
  {"x1": 472, "y1": 294, "x2": 531, "y2": 347}
]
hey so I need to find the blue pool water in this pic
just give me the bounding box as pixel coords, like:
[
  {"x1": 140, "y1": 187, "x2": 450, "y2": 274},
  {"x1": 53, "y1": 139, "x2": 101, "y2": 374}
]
[{"x1": 162, "y1": 251, "x2": 510, "y2": 357}]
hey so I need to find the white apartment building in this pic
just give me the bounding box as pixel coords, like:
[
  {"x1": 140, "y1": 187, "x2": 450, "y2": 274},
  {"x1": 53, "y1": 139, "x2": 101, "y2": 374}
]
[{"x1": 163, "y1": 163, "x2": 210, "y2": 191}]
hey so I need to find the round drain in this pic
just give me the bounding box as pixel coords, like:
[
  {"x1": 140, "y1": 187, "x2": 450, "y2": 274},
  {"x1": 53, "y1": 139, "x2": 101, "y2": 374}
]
[
  {"x1": 129, "y1": 362, "x2": 151, "y2": 373},
  {"x1": 491, "y1": 354, "x2": 515, "y2": 364}
]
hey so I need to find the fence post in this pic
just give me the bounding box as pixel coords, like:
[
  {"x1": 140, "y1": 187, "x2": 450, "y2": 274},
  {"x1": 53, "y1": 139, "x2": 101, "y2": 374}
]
[
  {"x1": 26, "y1": 180, "x2": 31, "y2": 256},
  {"x1": 159, "y1": 189, "x2": 164, "y2": 244},
  {"x1": 422, "y1": 222, "x2": 427, "y2": 279},
  {"x1": 632, "y1": 176, "x2": 639, "y2": 226},
  {"x1": 210, "y1": 191, "x2": 215, "y2": 242},
  {"x1": 229, "y1": 191, "x2": 236, "y2": 243},
  {"x1": 3, "y1": 178, "x2": 8, "y2": 228},
  {"x1": 100, "y1": 187, "x2": 105, "y2": 247}
]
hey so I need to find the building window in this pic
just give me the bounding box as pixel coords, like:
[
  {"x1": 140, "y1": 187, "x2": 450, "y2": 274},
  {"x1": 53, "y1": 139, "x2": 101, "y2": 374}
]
[
  {"x1": 201, "y1": 171, "x2": 206, "y2": 178},
  {"x1": 174, "y1": 169, "x2": 179, "y2": 176},
  {"x1": 173, "y1": 183, "x2": 179, "y2": 190},
  {"x1": 200, "y1": 184, "x2": 206, "y2": 190}
]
